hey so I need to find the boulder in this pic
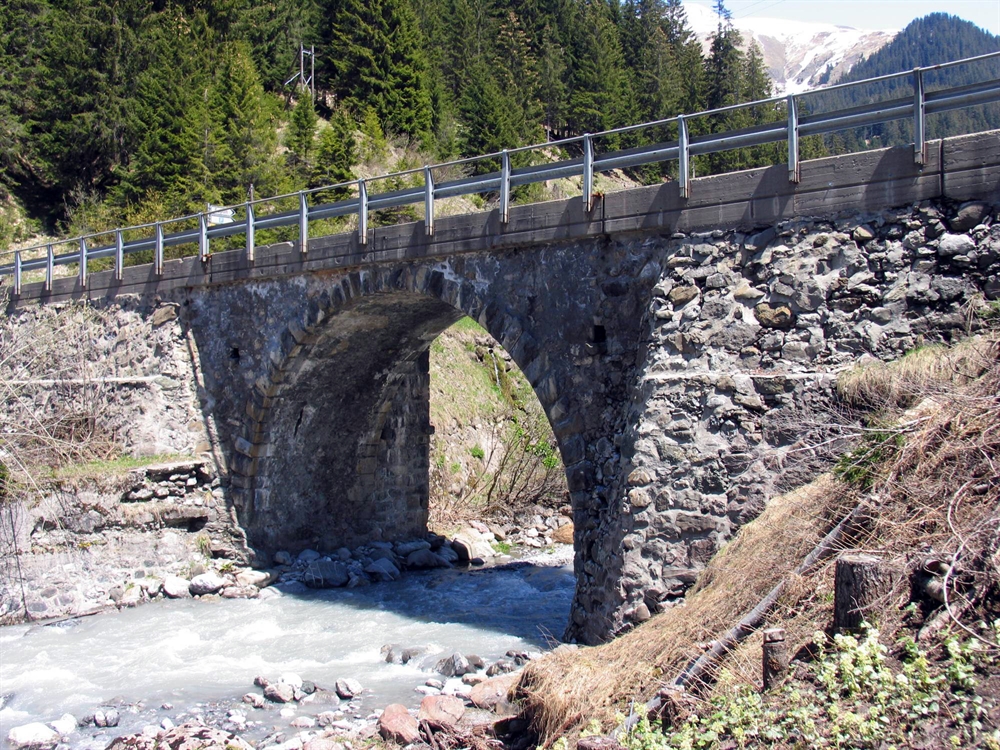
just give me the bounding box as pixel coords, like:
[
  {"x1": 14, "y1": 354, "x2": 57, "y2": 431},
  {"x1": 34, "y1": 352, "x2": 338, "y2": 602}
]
[
  {"x1": 937, "y1": 233, "x2": 976, "y2": 257},
  {"x1": 279, "y1": 673, "x2": 303, "y2": 689},
  {"x1": 48, "y1": 714, "x2": 76, "y2": 736},
  {"x1": 264, "y1": 682, "x2": 295, "y2": 703},
  {"x1": 435, "y1": 652, "x2": 471, "y2": 677},
  {"x1": 120, "y1": 586, "x2": 144, "y2": 607},
  {"x1": 949, "y1": 201, "x2": 989, "y2": 231},
  {"x1": 405, "y1": 549, "x2": 451, "y2": 569},
  {"x1": 7, "y1": 723, "x2": 59, "y2": 749},
  {"x1": 577, "y1": 737, "x2": 625, "y2": 750},
  {"x1": 297, "y1": 549, "x2": 322, "y2": 563},
  {"x1": 104, "y1": 722, "x2": 253, "y2": 750},
  {"x1": 235, "y1": 569, "x2": 276, "y2": 588},
  {"x1": 469, "y1": 673, "x2": 520, "y2": 710},
  {"x1": 418, "y1": 695, "x2": 465, "y2": 729},
  {"x1": 486, "y1": 659, "x2": 516, "y2": 676},
  {"x1": 335, "y1": 678, "x2": 362, "y2": 699},
  {"x1": 162, "y1": 576, "x2": 191, "y2": 599},
  {"x1": 188, "y1": 573, "x2": 226, "y2": 596},
  {"x1": 395, "y1": 540, "x2": 431, "y2": 557},
  {"x1": 273, "y1": 551, "x2": 293, "y2": 565},
  {"x1": 378, "y1": 704, "x2": 420, "y2": 745},
  {"x1": 242, "y1": 693, "x2": 265, "y2": 708},
  {"x1": 364, "y1": 558, "x2": 401, "y2": 582},
  {"x1": 303, "y1": 560, "x2": 350, "y2": 588},
  {"x1": 290, "y1": 717, "x2": 316, "y2": 728},
  {"x1": 303, "y1": 740, "x2": 346, "y2": 750},
  {"x1": 451, "y1": 530, "x2": 494, "y2": 562},
  {"x1": 94, "y1": 709, "x2": 120, "y2": 728},
  {"x1": 754, "y1": 303, "x2": 794, "y2": 329}
]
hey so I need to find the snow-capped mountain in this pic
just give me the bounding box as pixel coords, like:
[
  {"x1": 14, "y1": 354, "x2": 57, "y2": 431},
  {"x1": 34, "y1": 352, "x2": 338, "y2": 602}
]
[{"x1": 684, "y1": 2, "x2": 898, "y2": 94}]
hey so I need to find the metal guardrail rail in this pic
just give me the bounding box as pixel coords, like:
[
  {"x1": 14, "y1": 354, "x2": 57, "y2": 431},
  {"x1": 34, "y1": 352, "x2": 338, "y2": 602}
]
[{"x1": 3, "y1": 51, "x2": 999, "y2": 295}]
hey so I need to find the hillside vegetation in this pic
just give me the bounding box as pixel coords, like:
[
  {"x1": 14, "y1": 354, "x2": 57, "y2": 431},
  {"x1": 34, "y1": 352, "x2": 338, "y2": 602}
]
[
  {"x1": 0, "y1": 0, "x2": 794, "y2": 249},
  {"x1": 428, "y1": 318, "x2": 567, "y2": 531}
]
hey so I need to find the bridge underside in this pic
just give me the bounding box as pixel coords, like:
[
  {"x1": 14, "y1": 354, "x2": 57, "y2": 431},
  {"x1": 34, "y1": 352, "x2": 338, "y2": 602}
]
[{"x1": 246, "y1": 292, "x2": 462, "y2": 551}]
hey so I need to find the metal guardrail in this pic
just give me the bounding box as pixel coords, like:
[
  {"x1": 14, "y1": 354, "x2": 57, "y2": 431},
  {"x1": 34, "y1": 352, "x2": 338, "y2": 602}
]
[{"x1": 3, "y1": 51, "x2": 999, "y2": 295}]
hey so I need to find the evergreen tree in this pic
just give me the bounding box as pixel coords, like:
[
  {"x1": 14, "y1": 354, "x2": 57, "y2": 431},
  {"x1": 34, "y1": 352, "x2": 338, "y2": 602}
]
[
  {"x1": 208, "y1": 41, "x2": 282, "y2": 202},
  {"x1": 565, "y1": 0, "x2": 638, "y2": 143},
  {"x1": 311, "y1": 108, "x2": 357, "y2": 200},
  {"x1": 30, "y1": 0, "x2": 147, "y2": 204},
  {"x1": 0, "y1": 0, "x2": 46, "y2": 197},
  {"x1": 287, "y1": 94, "x2": 319, "y2": 168},
  {"x1": 114, "y1": 6, "x2": 214, "y2": 212},
  {"x1": 318, "y1": 0, "x2": 433, "y2": 139}
]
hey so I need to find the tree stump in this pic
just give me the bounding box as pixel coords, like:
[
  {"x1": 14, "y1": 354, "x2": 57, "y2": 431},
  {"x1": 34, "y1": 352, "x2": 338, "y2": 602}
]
[
  {"x1": 834, "y1": 553, "x2": 893, "y2": 631},
  {"x1": 761, "y1": 628, "x2": 789, "y2": 690}
]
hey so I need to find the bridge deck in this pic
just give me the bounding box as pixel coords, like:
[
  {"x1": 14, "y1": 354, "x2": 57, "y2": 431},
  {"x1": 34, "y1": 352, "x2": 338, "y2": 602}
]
[{"x1": 7, "y1": 129, "x2": 999, "y2": 308}]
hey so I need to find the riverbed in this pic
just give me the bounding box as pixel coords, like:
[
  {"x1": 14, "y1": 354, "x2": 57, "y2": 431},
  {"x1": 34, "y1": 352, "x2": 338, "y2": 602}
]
[{"x1": 0, "y1": 551, "x2": 574, "y2": 748}]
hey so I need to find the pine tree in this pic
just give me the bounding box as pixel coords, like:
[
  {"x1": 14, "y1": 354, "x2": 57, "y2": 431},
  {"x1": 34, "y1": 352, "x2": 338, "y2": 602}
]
[
  {"x1": 0, "y1": 0, "x2": 45, "y2": 197},
  {"x1": 208, "y1": 41, "x2": 281, "y2": 202},
  {"x1": 318, "y1": 0, "x2": 433, "y2": 139},
  {"x1": 287, "y1": 93, "x2": 319, "y2": 169},
  {"x1": 565, "y1": 0, "x2": 638, "y2": 144},
  {"x1": 115, "y1": 6, "x2": 215, "y2": 212},
  {"x1": 311, "y1": 108, "x2": 357, "y2": 201},
  {"x1": 30, "y1": 0, "x2": 147, "y2": 204}
]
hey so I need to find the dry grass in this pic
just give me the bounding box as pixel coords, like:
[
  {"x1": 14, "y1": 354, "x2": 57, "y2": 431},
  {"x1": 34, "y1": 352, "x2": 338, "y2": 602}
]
[
  {"x1": 520, "y1": 332, "x2": 1000, "y2": 741},
  {"x1": 836, "y1": 334, "x2": 999, "y2": 408},
  {"x1": 519, "y1": 475, "x2": 851, "y2": 738}
]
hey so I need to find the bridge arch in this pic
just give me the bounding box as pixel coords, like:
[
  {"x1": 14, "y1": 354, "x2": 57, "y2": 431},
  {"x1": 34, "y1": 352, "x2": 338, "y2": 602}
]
[{"x1": 223, "y1": 261, "x2": 584, "y2": 554}]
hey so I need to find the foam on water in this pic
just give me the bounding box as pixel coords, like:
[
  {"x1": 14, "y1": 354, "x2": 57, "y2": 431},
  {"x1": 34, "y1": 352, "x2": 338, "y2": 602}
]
[{"x1": 0, "y1": 558, "x2": 574, "y2": 742}]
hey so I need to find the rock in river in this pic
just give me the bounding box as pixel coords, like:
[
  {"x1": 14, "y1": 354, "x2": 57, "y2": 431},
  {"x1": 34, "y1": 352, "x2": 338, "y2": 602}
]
[
  {"x1": 7, "y1": 723, "x2": 59, "y2": 750},
  {"x1": 303, "y1": 560, "x2": 350, "y2": 588},
  {"x1": 189, "y1": 572, "x2": 226, "y2": 596},
  {"x1": 335, "y1": 678, "x2": 362, "y2": 699},
  {"x1": 378, "y1": 704, "x2": 420, "y2": 745}
]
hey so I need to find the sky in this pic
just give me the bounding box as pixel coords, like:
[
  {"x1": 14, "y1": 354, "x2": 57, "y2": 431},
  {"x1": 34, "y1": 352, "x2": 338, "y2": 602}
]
[{"x1": 685, "y1": 0, "x2": 1000, "y2": 36}]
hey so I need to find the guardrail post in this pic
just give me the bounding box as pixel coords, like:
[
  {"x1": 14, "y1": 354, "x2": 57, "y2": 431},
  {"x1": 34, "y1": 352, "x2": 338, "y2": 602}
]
[
  {"x1": 45, "y1": 244, "x2": 53, "y2": 292},
  {"x1": 678, "y1": 115, "x2": 690, "y2": 199},
  {"x1": 299, "y1": 191, "x2": 309, "y2": 254},
  {"x1": 199, "y1": 213, "x2": 209, "y2": 262},
  {"x1": 583, "y1": 134, "x2": 594, "y2": 212},
  {"x1": 500, "y1": 150, "x2": 511, "y2": 225},
  {"x1": 154, "y1": 222, "x2": 164, "y2": 276},
  {"x1": 13, "y1": 251, "x2": 21, "y2": 296},
  {"x1": 246, "y1": 202, "x2": 255, "y2": 263},
  {"x1": 787, "y1": 95, "x2": 801, "y2": 183},
  {"x1": 358, "y1": 179, "x2": 368, "y2": 245},
  {"x1": 114, "y1": 229, "x2": 124, "y2": 282},
  {"x1": 424, "y1": 166, "x2": 435, "y2": 236},
  {"x1": 913, "y1": 67, "x2": 926, "y2": 165},
  {"x1": 79, "y1": 237, "x2": 88, "y2": 288}
]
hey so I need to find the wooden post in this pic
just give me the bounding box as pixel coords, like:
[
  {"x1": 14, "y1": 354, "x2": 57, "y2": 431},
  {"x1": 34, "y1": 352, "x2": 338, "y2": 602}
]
[
  {"x1": 834, "y1": 553, "x2": 893, "y2": 631},
  {"x1": 762, "y1": 628, "x2": 789, "y2": 690}
]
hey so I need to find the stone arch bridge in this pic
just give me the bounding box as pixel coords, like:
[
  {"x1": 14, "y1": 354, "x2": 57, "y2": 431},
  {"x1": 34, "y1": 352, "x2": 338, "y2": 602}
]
[{"x1": 7, "y1": 131, "x2": 1000, "y2": 643}]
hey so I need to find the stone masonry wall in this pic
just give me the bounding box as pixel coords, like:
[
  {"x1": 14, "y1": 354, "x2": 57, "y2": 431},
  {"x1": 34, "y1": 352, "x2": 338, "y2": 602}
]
[{"x1": 575, "y1": 198, "x2": 1000, "y2": 641}]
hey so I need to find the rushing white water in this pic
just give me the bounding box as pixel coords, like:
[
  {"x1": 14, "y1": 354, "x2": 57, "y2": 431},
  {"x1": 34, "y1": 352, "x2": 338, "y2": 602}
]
[{"x1": 0, "y1": 556, "x2": 574, "y2": 747}]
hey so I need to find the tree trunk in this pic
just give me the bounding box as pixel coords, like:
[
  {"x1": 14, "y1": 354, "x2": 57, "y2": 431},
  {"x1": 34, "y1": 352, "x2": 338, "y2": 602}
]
[
  {"x1": 834, "y1": 553, "x2": 893, "y2": 631},
  {"x1": 761, "y1": 628, "x2": 789, "y2": 690}
]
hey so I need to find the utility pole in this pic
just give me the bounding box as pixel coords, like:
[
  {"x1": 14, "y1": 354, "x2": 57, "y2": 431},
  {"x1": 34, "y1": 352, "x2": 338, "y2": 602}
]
[{"x1": 285, "y1": 44, "x2": 318, "y2": 99}]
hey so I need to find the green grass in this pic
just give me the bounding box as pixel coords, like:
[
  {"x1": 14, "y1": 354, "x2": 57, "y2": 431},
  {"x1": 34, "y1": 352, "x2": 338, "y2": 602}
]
[
  {"x1": 452, "y1": 316, "x2": 487, "y2": 334},
  {"x1": 39, "y1": 453, "x2": 193, "y2": 481}
]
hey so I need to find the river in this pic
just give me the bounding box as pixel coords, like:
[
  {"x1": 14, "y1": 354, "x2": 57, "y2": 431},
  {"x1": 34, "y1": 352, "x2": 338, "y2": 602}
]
[{"x1": 0, "y1": 552, "x2": 574, "y2": 748}]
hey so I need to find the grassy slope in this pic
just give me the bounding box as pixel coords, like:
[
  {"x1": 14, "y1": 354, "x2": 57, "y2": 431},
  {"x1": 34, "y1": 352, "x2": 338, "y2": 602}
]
[{"x1": 428, "y1": 317, "x2": 566, "y2": 532}]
